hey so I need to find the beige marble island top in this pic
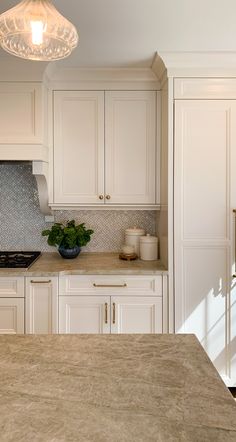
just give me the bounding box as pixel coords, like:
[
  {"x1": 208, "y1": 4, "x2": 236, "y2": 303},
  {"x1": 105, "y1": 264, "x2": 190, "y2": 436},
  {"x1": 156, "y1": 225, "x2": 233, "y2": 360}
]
[
  {"x1": 0, "y1": 252, "x2": 167, "y2": 276},
  {"x1": 0, "y1": 334, "x2": 236, "y2": 442}
]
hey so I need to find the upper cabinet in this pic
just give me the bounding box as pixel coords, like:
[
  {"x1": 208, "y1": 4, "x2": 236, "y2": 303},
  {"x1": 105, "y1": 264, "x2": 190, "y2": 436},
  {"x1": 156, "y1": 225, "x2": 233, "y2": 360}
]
[
  {"x1": 53, "y1": 91, "x2": 105, "y2": 205},
  {"x1": 105, "y1": 91, "x2": 157, "y2": 205},
  {"x1": 52, "y1": 90, "x2": 159, "y2": 208},
  {"x1": 0, "y1": 82, "x2": 47, "y2": 161}
]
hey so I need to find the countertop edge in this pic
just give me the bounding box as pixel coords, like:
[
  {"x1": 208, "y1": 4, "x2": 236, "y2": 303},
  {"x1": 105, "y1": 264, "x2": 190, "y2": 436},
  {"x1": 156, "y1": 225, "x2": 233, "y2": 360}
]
[{"x1": 0, "y1": 252, "x2": 168, "y2": 277}]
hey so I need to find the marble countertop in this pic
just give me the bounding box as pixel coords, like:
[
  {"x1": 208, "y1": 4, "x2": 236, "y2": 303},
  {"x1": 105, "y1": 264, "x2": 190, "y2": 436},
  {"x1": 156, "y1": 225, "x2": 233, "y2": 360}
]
[
  {"x1": 0, "y1": 334, "x2": 235, "y2": 441},
  {"x1": 0, "y1": 252, "x2": 167, "y2": 276}
]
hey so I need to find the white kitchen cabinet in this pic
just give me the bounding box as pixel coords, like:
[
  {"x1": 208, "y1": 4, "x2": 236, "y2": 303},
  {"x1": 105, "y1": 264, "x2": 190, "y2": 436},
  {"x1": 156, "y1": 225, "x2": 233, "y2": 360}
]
[
  {"x1": 105, "y1": 91, "x2": 157, "y2": 204},
  {"x1": 25, "y1": 277, "x2": 58, "y2": 334},
  {"x1": 59, "y1": 296, "x2": 110, "y2": 333},
  {"x1": 53, "y1": 90, "x2": 158, "y2": 207},
  {"x1": 53, "y1": 91, "x2": 105, "y2": 205},
  {"x1": 174, "y1": 98, "x2": 236, "y2": 386},
  {"x1": 110, "y1": 296, "x2": 162, "y2": 333},
  {"x1": 0, "y1": 277, "x2": 24, "y2": 334},
  {"x1": 59, "y1": 275, "x2": 164, "y2": 334}
]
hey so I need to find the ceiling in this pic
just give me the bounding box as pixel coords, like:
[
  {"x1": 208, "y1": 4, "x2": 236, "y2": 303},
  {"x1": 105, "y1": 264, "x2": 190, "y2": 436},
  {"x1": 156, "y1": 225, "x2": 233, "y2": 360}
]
[{"x1": 0, "y1": 0, "x2": 236, "y2": 68}]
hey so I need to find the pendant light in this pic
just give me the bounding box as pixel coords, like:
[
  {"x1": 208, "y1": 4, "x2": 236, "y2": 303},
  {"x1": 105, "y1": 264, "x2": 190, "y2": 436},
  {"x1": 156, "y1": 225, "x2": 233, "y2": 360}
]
[{"x1": 0, "y1": 0, "x2": 78, "y2": 61}]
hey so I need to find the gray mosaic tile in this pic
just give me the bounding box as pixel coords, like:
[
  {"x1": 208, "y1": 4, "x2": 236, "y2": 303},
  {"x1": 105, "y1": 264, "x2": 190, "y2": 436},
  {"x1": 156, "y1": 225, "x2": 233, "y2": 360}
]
[{"x1": 0, "y1": 163, "x2": 158, "y2": 252}]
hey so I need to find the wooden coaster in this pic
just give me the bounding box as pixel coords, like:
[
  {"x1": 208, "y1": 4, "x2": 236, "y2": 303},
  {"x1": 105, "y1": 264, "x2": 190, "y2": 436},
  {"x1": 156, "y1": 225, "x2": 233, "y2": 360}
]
[{"x1": 119, "y1": 253, "x2": 138, "y2": 261}]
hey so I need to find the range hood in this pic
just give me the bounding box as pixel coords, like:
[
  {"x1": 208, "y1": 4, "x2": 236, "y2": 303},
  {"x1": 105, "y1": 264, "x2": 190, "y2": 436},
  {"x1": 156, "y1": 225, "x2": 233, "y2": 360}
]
[{"x1": 0, "y1": 76, "x2": 51, "y2": 215}]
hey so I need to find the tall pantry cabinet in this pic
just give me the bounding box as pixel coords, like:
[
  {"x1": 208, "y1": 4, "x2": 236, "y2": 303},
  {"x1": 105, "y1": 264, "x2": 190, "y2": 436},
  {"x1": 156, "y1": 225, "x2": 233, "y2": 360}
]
[{"x1": 172, "y1": 77, "x2": 236, "y2": 386}]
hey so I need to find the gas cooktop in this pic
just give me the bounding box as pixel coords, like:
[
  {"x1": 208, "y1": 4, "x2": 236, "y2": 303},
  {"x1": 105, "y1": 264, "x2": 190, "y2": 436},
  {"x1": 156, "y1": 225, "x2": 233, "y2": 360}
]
[{"x1": 0, "y1": 251, "x2": 41, "y2": 268}]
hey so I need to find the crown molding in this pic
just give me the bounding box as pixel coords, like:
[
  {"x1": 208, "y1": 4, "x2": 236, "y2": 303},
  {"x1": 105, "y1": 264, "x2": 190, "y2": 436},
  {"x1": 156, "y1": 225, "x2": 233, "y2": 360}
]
[
  {"x1": 44, "y1": 66, "x2": 160, "y2": 90},
  {"x1": 153, "y1": 51, "x2": 236, "y2": 78}
]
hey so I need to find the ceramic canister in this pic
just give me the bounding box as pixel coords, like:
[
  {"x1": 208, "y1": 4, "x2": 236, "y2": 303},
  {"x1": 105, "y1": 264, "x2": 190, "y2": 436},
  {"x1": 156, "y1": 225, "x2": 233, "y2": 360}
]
[
  {"x1": 140, "y1": 234, "x2": 158, "y2": 261},
  {"x1": 125, "y1": 227, "x2": 145, "y2": 257}
]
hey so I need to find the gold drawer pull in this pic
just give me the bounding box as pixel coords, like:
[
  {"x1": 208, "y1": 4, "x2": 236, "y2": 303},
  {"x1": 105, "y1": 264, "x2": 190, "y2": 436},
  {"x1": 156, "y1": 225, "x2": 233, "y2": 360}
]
[
  {"x1": 113, "y1": 302, "x2": 116, "y2": 324},
  {"x1": 105, "y1": 303, "x2": 108, "y2": 324},
  {"x1": 30, "y1": 280, "x2": 51, "y2": 284},
  {"x1": 93, "y1": 283, "x2": 127, "y2": 288}
]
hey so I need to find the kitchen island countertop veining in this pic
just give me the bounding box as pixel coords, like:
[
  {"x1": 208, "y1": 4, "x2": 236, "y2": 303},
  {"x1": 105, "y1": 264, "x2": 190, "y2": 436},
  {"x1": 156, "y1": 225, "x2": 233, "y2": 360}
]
[
  {"x1": 0, "y1": 252, "x2": 167, "y2": 276},
  {"x1": 0, "y1": 334, "x2": 236, "y2": 442}
]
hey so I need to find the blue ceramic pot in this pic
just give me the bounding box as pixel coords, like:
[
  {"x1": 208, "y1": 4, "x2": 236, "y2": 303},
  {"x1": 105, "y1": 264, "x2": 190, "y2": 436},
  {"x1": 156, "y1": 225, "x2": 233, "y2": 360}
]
[{"x1": 58, "y1": 245, "x2": 81, "y2": 259}]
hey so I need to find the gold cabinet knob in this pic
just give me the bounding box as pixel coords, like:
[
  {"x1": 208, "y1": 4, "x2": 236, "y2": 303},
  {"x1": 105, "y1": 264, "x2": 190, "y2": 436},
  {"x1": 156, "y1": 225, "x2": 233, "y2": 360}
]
[
  {"x1": 106, "y1": 195, "x2": 111, "y2": 200},
  {"x1": 99, "y1": 195, "x2": 104, "y2": 200}
]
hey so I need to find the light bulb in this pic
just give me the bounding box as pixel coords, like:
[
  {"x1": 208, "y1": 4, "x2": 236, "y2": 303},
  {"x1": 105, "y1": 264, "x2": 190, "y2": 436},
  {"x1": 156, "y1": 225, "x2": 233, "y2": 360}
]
[{"x1": 30, "y1": 20, "x2": 45, "y2": 45}]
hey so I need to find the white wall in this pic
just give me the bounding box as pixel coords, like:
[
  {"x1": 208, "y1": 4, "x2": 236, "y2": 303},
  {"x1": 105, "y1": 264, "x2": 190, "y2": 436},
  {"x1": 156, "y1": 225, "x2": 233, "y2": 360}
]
[{"x1": 1, "y1": 0, "x2": 236, "y2": 69}]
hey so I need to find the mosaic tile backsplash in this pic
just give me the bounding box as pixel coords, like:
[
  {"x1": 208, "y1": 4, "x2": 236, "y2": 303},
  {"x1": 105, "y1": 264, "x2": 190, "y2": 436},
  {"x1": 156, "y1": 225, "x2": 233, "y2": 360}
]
[{"x1": 0, "y1": 163, "x2": 157, "y2": 252}]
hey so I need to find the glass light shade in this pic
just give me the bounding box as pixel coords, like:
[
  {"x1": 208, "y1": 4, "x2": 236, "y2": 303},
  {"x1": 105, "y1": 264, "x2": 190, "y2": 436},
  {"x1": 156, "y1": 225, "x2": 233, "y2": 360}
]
[{"x1": 0, "y1": 0, "x2": 79, "y2": 61}]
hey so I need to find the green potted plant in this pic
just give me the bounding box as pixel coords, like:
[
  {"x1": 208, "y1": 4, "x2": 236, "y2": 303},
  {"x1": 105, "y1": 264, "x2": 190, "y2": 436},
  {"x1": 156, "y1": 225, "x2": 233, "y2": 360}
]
[{"x1": 42, "y1": 220, "x2": 94, "y2": 259}]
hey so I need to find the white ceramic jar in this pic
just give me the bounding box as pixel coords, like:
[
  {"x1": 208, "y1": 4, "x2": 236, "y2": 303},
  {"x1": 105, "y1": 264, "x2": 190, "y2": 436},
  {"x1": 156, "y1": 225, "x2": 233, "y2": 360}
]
[
  {"x1": 140, "y1": 234, "x2": 158, "y2": 261},
  {"x1": 125, "y1": 227, "x2": 145, "y2": 257}
]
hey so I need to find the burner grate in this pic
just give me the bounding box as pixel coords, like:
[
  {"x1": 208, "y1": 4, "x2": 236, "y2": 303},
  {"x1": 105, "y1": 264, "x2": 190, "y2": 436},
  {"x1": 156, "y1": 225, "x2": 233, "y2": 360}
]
[{"x1": 0, "y1": 251, "x2": 41, "y2": 268}]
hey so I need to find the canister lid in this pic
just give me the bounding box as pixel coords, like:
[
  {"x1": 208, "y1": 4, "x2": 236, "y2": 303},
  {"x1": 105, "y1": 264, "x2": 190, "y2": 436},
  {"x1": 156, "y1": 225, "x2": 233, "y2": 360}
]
[
  {"x1": 125, "y1": 226, "x2": 145, "y2": 236},
  {"x1": 140, "y1": 234, "x2": 158, "y2": 243}
]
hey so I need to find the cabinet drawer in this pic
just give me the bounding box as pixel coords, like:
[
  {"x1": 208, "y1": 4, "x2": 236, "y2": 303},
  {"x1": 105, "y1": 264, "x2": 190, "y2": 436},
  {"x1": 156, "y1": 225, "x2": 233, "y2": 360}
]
[
  {"x1": 59, "y1": 275, "x2": 162, "y2": 296},
  {"x1": 0, "y1": 277, "x2": 24, "y2": 298}
]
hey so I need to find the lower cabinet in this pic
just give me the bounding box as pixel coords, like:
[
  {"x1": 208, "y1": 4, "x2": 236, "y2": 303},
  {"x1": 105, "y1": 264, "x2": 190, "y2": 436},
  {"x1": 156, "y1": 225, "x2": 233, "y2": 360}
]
[
  {"x1": 0, "y1": 274, "x2": 166, "y2": 335},
  {"x1": 25, "y1": 277, "x2": 58, "y2": 334},
  {"x1": 59, "y1": 275, "x2": 164, "y2": 334},
  {"x1": 0, "y1": 277, "x2": 24, "y2": 334},
  {"x1": 111, "y1": 296, "x2": 162, "y2": 333},
  {"x1": 59, "y1": 296, "x2": 110, "y2": 334},
  {"x1": 0, "y1": 298, "x2": 24, "y2": 334}
]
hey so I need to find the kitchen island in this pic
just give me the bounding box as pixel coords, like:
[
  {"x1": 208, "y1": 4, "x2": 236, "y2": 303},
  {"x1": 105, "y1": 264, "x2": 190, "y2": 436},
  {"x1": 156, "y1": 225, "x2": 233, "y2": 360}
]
[{"x1": 0, "y1": 334, "x2": 236, "y2": 441}]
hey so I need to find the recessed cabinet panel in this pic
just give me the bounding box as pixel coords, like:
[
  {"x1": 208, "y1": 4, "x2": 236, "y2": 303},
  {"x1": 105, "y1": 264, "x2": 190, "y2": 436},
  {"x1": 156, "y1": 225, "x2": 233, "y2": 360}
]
[
  {"x1": 105, "y1": 91, "x2": 156, "y2": 204},
  {"x1": 0, "y1": 83, "x2": 42, "y2": 144},
  {"x1": 0, "y1": 298, "x2": 24, "y2": 334},
  {"x1": 175, "y1": 101, "x2": 230, "y2": 241},
  {"x1": 26, "y1": 277, "x2": 58, "y2": 334},
  {"x1": 54, "y1": 91, "x2": 104, "y2": 204},
  {"x1": 111, "y1": 296, "x2": 162, "y2": 333},
  {"x1": 0, "y1": 277, "x2": 24, "y2": 297},
  {"x1": 59, "y1": 296, "x2": 110, "y2": 334}
]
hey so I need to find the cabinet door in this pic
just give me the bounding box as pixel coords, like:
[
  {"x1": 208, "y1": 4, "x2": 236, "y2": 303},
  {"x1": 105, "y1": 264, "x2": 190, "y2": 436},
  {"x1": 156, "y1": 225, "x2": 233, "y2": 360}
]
[
  {"x1": 105, "y1": 91, "x2": 156, "y2": 204},
  {"x1": 0, "y1": 277, "x2": 24, "y2": 298},
  {"x1": 0, "y1": 298, "x2": 24, "y2": 334},
  {"x1": 59, "y1": 296, "x2": 110, "y2": 334},
  {"x1": 54, "y1": 91, "x2": 104, "y2": 204},
  {"x1": 25, "y1": 277, "x2": 58, "y2": 334},
  {"x1": 174, "y1": 100, "x2": 236, "y2": 385},
  {"x1": 111, "y1": 296, "x2": 162, "y2": 333}
]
